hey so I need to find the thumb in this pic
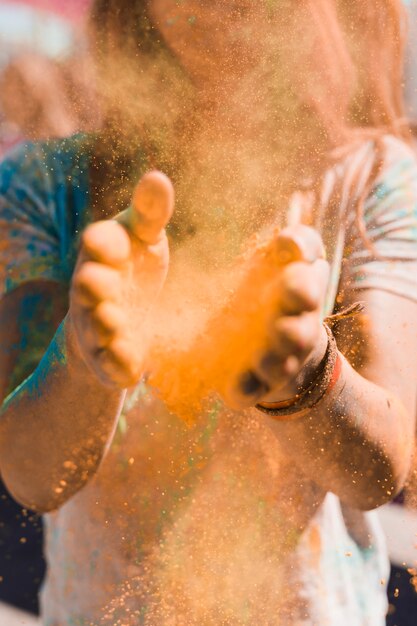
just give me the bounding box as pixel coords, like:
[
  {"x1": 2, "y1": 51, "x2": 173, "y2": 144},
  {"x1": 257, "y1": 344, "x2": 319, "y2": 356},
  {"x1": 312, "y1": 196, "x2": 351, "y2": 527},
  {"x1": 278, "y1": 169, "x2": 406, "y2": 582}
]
[
  {"x1": 275, "y1": 225, "x2": 325, "y2": 265},
  {"x1": 126, "y1": 171, "x2": 174, "y2": 245}
]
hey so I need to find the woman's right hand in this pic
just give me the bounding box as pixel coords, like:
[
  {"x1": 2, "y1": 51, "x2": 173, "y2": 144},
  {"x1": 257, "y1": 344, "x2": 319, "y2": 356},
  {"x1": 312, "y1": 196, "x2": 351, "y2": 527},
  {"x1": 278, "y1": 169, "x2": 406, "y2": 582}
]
[{"x1": 68, "y1": 171, "x2": 174, "y2": 388}]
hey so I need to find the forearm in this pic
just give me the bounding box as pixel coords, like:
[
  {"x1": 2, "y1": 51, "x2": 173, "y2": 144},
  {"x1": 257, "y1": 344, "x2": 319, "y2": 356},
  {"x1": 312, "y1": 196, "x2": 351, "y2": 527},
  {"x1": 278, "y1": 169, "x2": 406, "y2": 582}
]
[
  {"x1": 265, "y1": 352, "x2": 413, "y2": 510},
  {"x1": 0, "y1": 316, "x2": 125, "y2": 512}
]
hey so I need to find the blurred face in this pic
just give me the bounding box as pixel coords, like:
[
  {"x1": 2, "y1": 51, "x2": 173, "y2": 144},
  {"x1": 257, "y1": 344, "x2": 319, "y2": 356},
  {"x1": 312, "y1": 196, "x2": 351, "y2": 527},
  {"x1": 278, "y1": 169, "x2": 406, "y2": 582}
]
[{"x1": 149, "y1": 1, "x2": 275, "y2": 88}]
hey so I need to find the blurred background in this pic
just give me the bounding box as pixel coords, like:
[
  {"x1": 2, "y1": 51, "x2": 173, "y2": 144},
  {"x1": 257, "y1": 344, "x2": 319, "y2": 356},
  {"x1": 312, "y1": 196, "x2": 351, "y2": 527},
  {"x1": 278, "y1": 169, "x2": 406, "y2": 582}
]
[
  {"x1": 0, "y1": 1, "x2": 416, "y2": 625},
  {"x1": 0, "y1": 0, "x2": 97, "y2": 156},
  {"x1": 0, "y1": 2, "x2": 95, "y2": 624}
]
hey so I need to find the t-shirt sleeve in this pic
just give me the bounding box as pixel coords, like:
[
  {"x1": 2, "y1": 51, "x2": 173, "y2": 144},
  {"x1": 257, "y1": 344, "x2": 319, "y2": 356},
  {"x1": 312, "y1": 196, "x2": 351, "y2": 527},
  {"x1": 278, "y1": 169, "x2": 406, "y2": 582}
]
[
  {"x1": 0, "y1": 143, "x2": 66, "y2": 297},
  {"x1": 346, "y1": 136, "x2": 417, "y2": 302}
]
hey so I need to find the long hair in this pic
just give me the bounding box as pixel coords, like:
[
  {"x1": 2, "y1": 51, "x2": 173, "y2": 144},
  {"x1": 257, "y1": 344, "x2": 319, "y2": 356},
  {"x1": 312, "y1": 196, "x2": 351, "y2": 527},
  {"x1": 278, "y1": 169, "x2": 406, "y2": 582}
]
[
  {"x1": 87, "y1": 0, "x2": 193, "y2": 220},
  {"x1": 340, "y1": 0, "x2": 407, "y2": 135},
  {"x1": 87, "y1": 0, "x2": 410, "y2": 225},
  {"x1": 90, "y1": 0, "x2": 408, "y2": 133}
]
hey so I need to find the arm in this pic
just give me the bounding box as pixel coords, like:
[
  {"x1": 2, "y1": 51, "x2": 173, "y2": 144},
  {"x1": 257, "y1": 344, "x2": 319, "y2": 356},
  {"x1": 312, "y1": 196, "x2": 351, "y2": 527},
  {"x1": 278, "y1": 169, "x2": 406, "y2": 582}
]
[
  {"x1": 230, "y1": 252, "x2": 416, "y2": 511},
  {"x1": 0, "y1": 171, "x2": 174, "y2": 513},
  {"x1": 265, "y1": 289, "x2": 417, "y2": 511},
  {"x1": 0, "y1": 283, "x2": 125, "y2": 512},
  {"x1": 231, "y1": 140, "x2": 417, "y2": 510}
]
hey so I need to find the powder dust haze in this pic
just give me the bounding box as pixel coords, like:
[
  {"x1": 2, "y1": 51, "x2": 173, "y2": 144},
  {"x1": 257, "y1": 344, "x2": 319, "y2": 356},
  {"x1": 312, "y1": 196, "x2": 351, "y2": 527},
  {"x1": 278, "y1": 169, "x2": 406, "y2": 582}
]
[
  {"x1": 90, "y1": 7, "x2": 340, "y2": 626},
  {"x1": 51, "y1": 2, "x2": 413, "y2": 625},
  {"x1": 95, "y1": 3, "x2": 331, "y2": 417}
]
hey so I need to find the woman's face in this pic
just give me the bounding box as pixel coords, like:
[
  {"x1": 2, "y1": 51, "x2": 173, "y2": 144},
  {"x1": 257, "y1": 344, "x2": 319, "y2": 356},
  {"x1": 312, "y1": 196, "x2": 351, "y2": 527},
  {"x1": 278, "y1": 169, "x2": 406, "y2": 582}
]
[{"x1": 149, "y1": 1, "x2": 274, "y2": 88}]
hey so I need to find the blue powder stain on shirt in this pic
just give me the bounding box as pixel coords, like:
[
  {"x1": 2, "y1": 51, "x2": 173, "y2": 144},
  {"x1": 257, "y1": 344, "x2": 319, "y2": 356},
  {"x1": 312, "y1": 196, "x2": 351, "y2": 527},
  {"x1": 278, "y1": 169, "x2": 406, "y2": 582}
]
[
  {"x1": 1, "y1": 132, "x2": 417, "y2": 624},
  {"x1": 374, "y1": 182, "x2": 390, "y2": 200},
  {"x1": 0, "y1": 135, "x2": 91, "y2": 295},
  {"x1": 15, "y1": 188, "x2": 29, "y2": 203},
  {"x1": 0, "y1": 163, "x2": 14, "y2": 192},
  {"x1": 1, "y1": 321, "x2": 68, "y2": 411}
]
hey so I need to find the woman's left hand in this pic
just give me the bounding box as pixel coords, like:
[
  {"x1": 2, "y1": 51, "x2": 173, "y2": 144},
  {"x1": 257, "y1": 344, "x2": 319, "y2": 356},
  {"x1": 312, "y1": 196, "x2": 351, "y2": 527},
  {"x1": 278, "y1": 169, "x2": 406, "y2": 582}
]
[{"x1": 229, "y1": 226, "x2": 330, "y2": 409}]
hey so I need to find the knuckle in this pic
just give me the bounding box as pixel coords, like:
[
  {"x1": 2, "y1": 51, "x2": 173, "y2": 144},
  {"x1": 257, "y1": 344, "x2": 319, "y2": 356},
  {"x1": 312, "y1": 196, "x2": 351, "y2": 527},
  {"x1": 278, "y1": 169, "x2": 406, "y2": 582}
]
[
  {"x1": 95, "y1": 348, "x2": 131, "y2": 386},
  {"x1": 80, "y1": 225, "x2": 94, "y2": 247},
  {"x1": 82, "y1": 220, "x2": 131, "y2": 264},
  {"x1": 281, "y1": 262, "x2": 304, "y2": 283},
  {"x1": 93, "y1": 301, "x2": 123, "y2": 331},
  {"x1": 275, "y1": 315, "x2": 317, "y2": 354},
  {"x1": 71, "y1": 272, "x2": 85, "y2": 293},
  {"x1": 73, "y1": 261, "x2": 96, "y2": 287},
  {"x1": 298, "y1": 284, "x2": 321, "y2": 310},
  {"x1": 80, "y1": 223, "x2": 105, "y2": 252},
  {"x1": 91, "y1": 318, "x2": 114, "y2": 344},
  {"x1": 279, "y1": 266, "x2": 321, "y2": 313},
  {"x1": 275, "y1": 316, "x2": 298, "y2": 337}
]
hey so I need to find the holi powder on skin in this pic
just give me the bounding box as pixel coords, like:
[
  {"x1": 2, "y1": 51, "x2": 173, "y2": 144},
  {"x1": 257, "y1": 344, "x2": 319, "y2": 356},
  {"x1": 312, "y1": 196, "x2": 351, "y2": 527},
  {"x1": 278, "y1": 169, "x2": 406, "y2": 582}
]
[
  {"x1": 147, "y1": 227, "x2": 321, "y2": 422},
  {"x1": 48, "y1": 2, "x2": 415, "y2": 624},
  {"x1": 92, "y1": 10, "x2": 321, "y2": 626},
  {"x1": 81, "y1": 6, "x2": 338, "y2": 626},
  {"x1": 93, "y1": 225, "x2": 326, "y2": 624},
  {"x1": 91, "y1": 15, "x2": 324, "y2": 423},
  {"x1": 91, "y1": 2, "x2": 334, "y2": 424},
  {"x1": 147, "y1": 236, "x2": 280, "y2": 422}
]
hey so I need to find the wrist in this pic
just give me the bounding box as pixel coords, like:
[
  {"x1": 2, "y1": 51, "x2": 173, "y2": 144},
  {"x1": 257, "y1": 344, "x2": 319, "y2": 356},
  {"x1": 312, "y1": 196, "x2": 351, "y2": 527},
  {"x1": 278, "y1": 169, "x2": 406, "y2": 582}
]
[{"x1": 256, "y1": 324, "x2": 342, "y2": 419}]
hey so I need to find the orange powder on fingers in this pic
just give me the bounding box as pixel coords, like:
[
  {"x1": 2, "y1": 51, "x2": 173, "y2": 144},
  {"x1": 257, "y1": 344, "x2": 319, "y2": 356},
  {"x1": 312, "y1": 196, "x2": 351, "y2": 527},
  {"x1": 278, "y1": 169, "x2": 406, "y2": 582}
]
[{"x1": 147, "y1": 227, "x2": 316, "y2": 422}]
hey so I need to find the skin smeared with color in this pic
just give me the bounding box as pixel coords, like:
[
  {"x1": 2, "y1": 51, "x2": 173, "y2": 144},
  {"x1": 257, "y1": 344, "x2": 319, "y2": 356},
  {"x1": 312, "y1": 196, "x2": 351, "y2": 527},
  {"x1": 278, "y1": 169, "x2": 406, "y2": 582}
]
[
  {"x1": 0, "y1": 0, "x2": 413, "y2": 544},
  {"x1": 71, "y1": 171, "x2": 174, "y2": 388},
  {"x1": 148, "y1": 225, "x2": 327, "y2": 421},
  {"x1": 0, "y1": 1, "x2": 416, "y2": 623}
]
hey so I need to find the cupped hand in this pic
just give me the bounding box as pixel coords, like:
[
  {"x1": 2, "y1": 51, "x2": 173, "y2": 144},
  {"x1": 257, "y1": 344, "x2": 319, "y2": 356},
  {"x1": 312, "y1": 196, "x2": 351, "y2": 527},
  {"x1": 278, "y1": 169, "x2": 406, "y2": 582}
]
[
  {"x1": 227, "y1": 226, "x2": 330, "y2": 410},
  {"x1": 68, "y1": 171, "x2": 174, "y2": 388}
]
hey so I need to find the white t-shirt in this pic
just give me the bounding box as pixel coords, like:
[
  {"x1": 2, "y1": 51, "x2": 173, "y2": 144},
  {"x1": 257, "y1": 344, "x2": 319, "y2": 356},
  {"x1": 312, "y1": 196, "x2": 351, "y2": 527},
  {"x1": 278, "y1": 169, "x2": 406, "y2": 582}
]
[{"x1": 1, "y1": 135, "x2": 417, "y2": 625}]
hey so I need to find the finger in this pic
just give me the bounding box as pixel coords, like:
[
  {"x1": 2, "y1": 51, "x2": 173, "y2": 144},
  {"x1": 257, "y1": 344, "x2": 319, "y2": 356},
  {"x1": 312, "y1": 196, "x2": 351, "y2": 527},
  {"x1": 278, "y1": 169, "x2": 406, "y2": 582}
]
[
  {"x1": 128, "y1": 171, "x2": 174, "y2": 245},
  {"x1": 81, "y1": 220, "x2": 131, "y2": 267},
  {"x1": 271, "y1": 313, "x2": 321, "y2": 361},
  {"x1": 72, "y1": 262, "x2": 122, "y2": 308},
  {"x1": 94, "y1": 339, "x2": 143, "y2": 388},
  {"x1": 275, "y1": 225, "x2": 325, "y2": 265},
  {"x1": 92, "y1": 301, "x2": 126, "y2": 335},
  {"x1": 91, "y1": 301, "x2": 127, "y2": 346},
  {"x1": 277, "y1": 260, "x2": 329, "y2": 316},
  {"x1": 72, "y1": 307, "x2": 102, "y2": 353},
  {"x1": 254, "y1": 351, "x2": 301, "y2": 389}
]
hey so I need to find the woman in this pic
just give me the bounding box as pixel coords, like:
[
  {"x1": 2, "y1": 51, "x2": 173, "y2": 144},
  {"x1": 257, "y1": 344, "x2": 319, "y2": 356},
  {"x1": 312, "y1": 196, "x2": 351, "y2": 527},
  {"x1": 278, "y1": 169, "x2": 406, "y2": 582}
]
[{"x1": 0, "y1": 1, "x2": 416, "y2": 624}]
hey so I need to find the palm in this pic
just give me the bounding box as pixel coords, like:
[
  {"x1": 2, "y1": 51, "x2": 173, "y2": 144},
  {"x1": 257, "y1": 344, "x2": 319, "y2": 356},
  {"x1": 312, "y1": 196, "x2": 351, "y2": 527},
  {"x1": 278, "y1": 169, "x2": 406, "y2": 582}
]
[
  {"x1": 117, "y1": 228, "x2": 170, "y2": 349},
  {"x1": 69, "y1": 172, "x2": 174, "y2": 388}
]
